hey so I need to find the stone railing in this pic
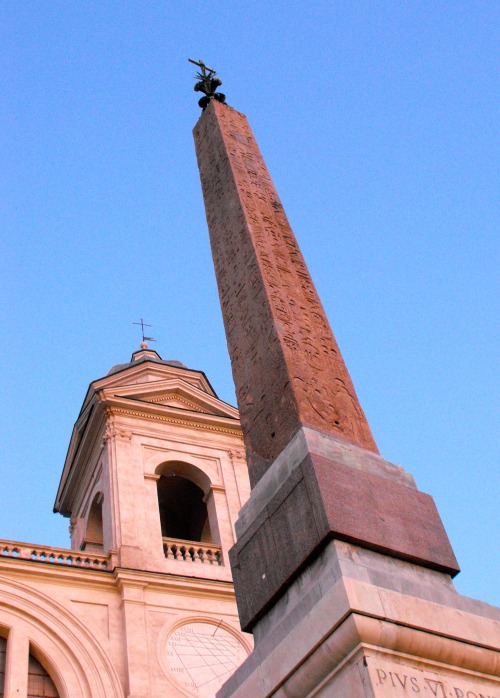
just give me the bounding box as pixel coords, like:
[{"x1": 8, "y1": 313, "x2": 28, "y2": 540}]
[
  {"x1": 0, "y1": 540, "x2": 110, "y2": 570},
  {"x1": 163, "y1": 538, "x2": 223, "y2": 566}
]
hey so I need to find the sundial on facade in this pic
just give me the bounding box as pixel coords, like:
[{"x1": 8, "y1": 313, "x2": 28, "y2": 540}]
[{"x1": 165, "y1": 621, "x2": 249, "y2": 696}]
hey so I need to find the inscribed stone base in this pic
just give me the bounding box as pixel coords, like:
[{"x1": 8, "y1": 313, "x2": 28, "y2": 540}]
[
  {"x1": 300, "y1": 648, "x2": 500, "y2": 698},
  {"x1": 218, "y1": 540, "x2": 500, "y2": 698}
]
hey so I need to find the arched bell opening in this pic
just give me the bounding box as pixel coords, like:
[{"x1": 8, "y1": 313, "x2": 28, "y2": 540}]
[
  {"x1": 81, "y1": 492, "x2": 104, "y2": 552},
  {"x1": 157, "y1": 474, "x2": 212, "y2": 544}
]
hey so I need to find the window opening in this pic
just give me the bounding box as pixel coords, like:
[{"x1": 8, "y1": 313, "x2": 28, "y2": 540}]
[
  {"x1": 28, "y1": 650, "x2": 59, "y2": 698},
  {"x1": 0, "y1": 636, "x2": 5, "y2": 697}
]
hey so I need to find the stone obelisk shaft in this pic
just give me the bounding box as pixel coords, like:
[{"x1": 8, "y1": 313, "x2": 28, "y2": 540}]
[
  {"x1": 194, "y1": 100, "x2": 458, "y2": 635},
  {"x1": 194, "y1": 100, "x2": 377, "y2": 486}
]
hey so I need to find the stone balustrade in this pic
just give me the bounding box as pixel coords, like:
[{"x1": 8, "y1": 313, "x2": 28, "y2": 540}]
[
  {"x1": 0, "y1": 540, "x2": 110, "y2": 570},
  {"x1": 163, "y1": 538, "x2": 223, "y2": 566}
]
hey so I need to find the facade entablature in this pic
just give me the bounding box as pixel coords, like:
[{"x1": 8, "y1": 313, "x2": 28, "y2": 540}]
[{"x1": 99, "y1": 398, "x2": 240, "y2": 435}]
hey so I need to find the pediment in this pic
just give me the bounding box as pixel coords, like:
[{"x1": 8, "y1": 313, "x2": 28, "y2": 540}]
[
  {"x1": 80, "y1": 358, "x2": 221, "y2": 414},
  {"x1": 98, "y1": 363, "x2": 214, "y2": 395},
  {"x1": 104, "y1": 378, "x2": 239, "y2": 420},
  {"x1": 146, "y1": 395, "x2": 203, "y2": 410}
]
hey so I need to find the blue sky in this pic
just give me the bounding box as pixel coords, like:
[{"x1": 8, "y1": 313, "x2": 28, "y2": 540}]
[{"x1": 1, "y1": 2, "x2": 498, "y2": 606}]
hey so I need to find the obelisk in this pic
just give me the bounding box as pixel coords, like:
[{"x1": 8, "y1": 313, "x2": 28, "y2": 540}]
[{"x1": 192, "y1": 63, "x2": 500, "y2": 698}]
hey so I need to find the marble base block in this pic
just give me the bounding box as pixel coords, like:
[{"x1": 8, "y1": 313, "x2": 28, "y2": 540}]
[{"x1": 218, "y1": 540, "x2": 500, "y2": 697}]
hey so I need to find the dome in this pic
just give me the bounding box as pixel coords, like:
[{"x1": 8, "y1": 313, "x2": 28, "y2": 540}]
[{"x1": 106, "y1": 349, "x2": 187, "y2": 376}]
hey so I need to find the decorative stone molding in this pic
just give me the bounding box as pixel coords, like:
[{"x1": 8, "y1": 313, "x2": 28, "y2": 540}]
[
  {"x1": 143, "y1": 473, "x2": 161, "y2": 481},
  {"x1": 103, "y1": 424, "x2": 132, "y2": 444},
  {"x1": 110, "y1": 408, "x2": 241, "y2": 437}
]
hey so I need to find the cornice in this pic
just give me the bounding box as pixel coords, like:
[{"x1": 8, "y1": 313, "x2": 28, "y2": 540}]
[
  {"x1": 113, "y1": 567, "x2": 236, "y2": 597},
  {"x1": 0, "y1": 559, "x2": 236, "y2": 600},
  {"x1": 55, "y1": 407, "x2": 107, "y2": 516},
  {"x1": 106, "y1": 405, "x2": 242, "y2": 437},
  {"x1": 92, "y1": 362, "x2": 216, "y2": 398}
]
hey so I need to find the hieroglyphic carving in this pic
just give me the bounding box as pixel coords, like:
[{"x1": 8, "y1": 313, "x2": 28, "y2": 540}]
[{"x1": 194, "y1": 101, "x2": 378, "y2": 485}]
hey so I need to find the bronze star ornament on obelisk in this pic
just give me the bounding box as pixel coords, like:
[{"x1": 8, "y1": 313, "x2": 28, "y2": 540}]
[{"x1": 190, "y1": 63, "x2": 500, "y2": 698}]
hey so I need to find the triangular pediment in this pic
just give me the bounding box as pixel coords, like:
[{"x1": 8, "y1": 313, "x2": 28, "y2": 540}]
[
  {"x1": 145, "y1": 394, "x2": 203, "y2": 410},
  {"x1": 98, "y1": 364, "x2": 215, "y2": 395},
  {"x1": 103, "y1": 378, "x2": 238, "y2": 420},
  {"x1": 80, "y1": 355, "x2": 220, "y2": 414}
]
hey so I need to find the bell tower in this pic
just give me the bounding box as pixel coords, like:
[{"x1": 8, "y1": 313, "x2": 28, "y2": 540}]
[
  {"x1": 51, "y1": 347, "x2": 252, "y2": 697},
  {"x1": 55, "y1": 346, "x2": 250, "y2": 581}
]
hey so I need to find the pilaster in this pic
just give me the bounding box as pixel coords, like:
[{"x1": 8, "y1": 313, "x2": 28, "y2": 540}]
[
  {"x1": 118, "y1": 577, "x2": 151, "y2": 698},
  {"x1": 4, "y1": 626, "x2": 29, "y2": 698},
  {"x1": 106, "y1": 422, "x2": 145, "y2": 569},
  {"x1": 205, "y1": 484, "x2": 234, "y2": 557}
]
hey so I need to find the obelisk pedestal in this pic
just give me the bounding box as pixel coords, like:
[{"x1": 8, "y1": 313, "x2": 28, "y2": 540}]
[
  {"x1": 218, "y1": 538, "x2": 500, "y2": 697},
  {"x1": 192, "y1": 98, "x2": 500, "y2": 697}
]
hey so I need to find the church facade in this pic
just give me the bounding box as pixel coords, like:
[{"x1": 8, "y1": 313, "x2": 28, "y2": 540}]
[{"x1": 0, "y1": 347, "x2": 252, "y2": 697}]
